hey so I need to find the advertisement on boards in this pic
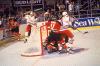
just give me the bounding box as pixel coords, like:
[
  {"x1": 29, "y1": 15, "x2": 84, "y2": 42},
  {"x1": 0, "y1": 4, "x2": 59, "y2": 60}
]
[{"x1": 73, "y1": 17, "x2": 100, "y2": 28}]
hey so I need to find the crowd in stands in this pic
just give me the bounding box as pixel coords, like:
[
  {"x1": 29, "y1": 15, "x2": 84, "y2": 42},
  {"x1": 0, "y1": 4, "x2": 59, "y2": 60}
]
[
  {"x1": 0, "y1": 8, "x2": 64, "y2": 41},
  {"x1": 0, "y1": 0, "x2": 99, "y2": 41}
]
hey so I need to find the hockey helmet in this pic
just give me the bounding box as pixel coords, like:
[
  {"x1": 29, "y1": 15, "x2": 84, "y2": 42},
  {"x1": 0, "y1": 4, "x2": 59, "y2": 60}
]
[
  {"x1": 62, "y1": 11, "x2": 68, "y2": 16},
  {"x1": 30, "y1": 11, "x2": 33, "y2": 15}
]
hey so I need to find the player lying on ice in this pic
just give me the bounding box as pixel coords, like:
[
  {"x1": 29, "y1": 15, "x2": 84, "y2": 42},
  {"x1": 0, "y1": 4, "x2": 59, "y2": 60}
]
[{"x1": 44, "y1": 11, "x2": 76, "y2": 54}]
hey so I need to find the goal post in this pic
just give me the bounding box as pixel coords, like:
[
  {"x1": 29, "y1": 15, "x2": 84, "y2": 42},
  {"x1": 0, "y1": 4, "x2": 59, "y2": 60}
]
[{"x1": 21, "y1": 22, "x2": 50, "y2": 57}]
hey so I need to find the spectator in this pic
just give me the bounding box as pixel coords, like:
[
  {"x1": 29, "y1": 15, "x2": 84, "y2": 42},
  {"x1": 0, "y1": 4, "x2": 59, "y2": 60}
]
[
  {"x1": 44, "y1": 9, "x2": 51, "y2": 21},
  {"x1": 0, "y1": 16, "x2": 3, "y2": 28},
  {"x1": 68, "y1": 2, "x2": 74, "y2": 12},
  {"x1": 8, "y1": 18, "x2": 20, "y2": 40},
  {"x1": 37, "y1": 13, "x2": 44, "y2": 22}
]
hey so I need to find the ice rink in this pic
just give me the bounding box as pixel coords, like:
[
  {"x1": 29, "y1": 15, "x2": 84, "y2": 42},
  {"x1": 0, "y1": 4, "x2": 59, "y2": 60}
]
[{"x1": 0, "y1": 28, "x2": 100, "y2": 66}]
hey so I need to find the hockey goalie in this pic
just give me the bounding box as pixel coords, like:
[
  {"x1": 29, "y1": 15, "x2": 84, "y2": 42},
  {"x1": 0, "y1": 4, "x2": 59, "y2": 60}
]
[{"x1": 44, "y1": 11, "x2": 75, "y2": 54}]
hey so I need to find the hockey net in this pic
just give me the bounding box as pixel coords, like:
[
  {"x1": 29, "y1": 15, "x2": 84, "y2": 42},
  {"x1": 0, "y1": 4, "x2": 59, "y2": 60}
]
[{"x1": 21, "y1": 22, "x2": 51, "y2": 57}]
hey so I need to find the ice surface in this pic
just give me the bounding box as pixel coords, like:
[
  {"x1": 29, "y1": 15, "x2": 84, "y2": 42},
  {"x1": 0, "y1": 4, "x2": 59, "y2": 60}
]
[{"x1": 0, "y1": 29, "x2": 100, "y2": 66}]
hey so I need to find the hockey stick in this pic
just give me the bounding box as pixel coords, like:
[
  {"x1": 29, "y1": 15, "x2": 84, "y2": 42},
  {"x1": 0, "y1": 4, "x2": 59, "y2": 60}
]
[
  {"x1": 69, "y1": 16, "x2": 89, "y2": 34},
  {"x1": 70, "y1": 26, "x2": 88, "y2": 34},
  {"x1": 76, "y1": 28, "x2": 88, "y2": 34}
]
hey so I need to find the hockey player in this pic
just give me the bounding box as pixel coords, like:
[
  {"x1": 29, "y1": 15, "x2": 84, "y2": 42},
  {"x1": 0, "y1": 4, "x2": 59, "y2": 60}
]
[
  {"x1": 44, "y1": 20, "x2": 68, "y2": 53},
  {"x1": 61, "y1": 11, "x2": 74, "y2": 43},
  {"x1": 51, "y1": 11, "x2": 75, "y2": 53},
  {"x1": 44, "y1": 11, "x2": 75, "y2": 53},
  {"x1": 24, "y1": 11, "x2": 37, "y2": 43},
  {"x1": 47, "y1": 41, "x2": 58, "y2": 53}
]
